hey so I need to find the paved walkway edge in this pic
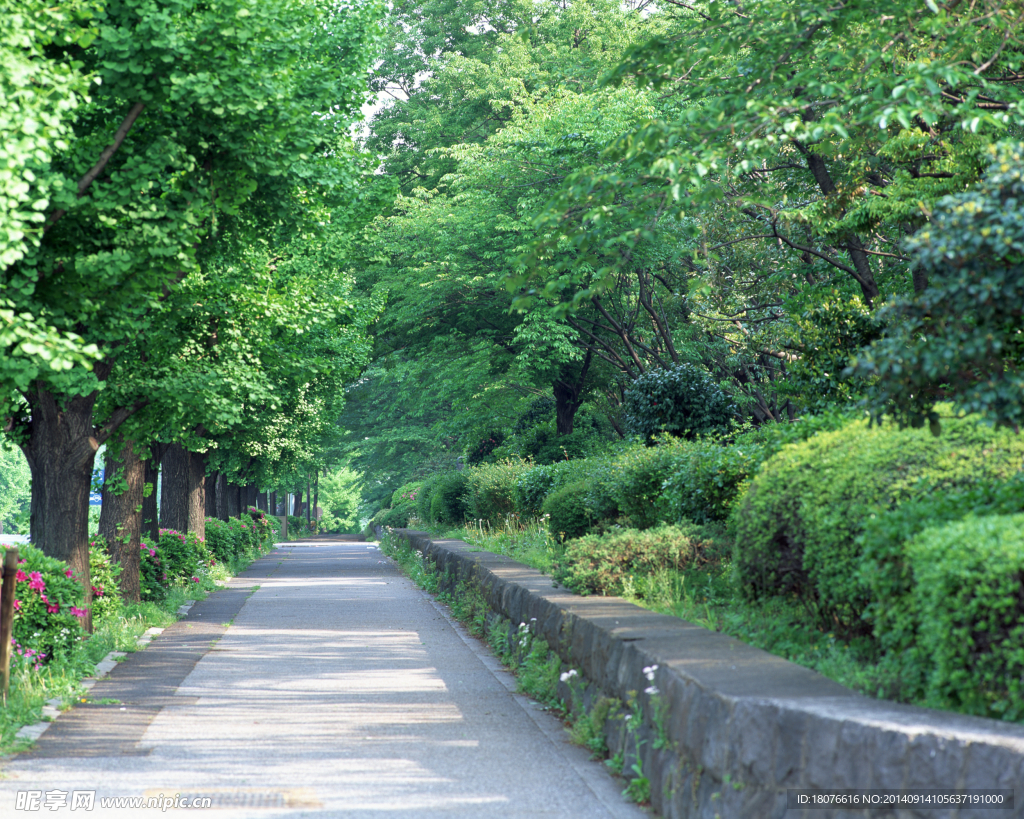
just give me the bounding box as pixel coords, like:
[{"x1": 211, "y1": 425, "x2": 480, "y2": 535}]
[{"x1": 391, "y1": 529, "x2": 1024, "y2": 819}]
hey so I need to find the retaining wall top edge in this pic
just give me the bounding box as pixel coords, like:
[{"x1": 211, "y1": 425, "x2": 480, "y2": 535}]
[{"x1": 390, "y1": 529, "x2": 1024, "y2": 749}]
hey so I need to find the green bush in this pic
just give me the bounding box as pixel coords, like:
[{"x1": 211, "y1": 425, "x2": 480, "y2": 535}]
[
  {"x1": 4, "y1": 544, "x2": 86, "y2": 664},
  {"x1": 729, "y1": 414, "x2": 1024, "y2": 631},
  {"x1": 157, "y1": 528, "x2": 211, "y2": 584},
  {"x1": 429, "y1": 471, "x2": 470, "y2": 524},
  {"x1": 555, "y1": 523, "x2": 717, "y2": 597},
  {"x1": 467, "y1": 459, "x2": 530, "y2": 524},
  {"x1": 88, "y1": 538, "x2": 124, "y2": 622},
  {"x1": 859, "y1": 473, "x2": 1024, "y2": 654},
  {"x1": 204, "y1": 518, "x2": 239, "y2": 562},
  {"x1": 599, "y1": 443, "x2": 679, "y2": 529},
  {"x1": 623, "y1": 363, "x2": 733, "y2": 441},
  {"x1": 391, "y1": 480, "x2": 423, "y2": 508},
  {"x1": 379, "y1": 501, "x2": 416, "y2": 529},
  {"x1": 542, "y1": 480, "x2": 593, "y2": 542},
  {"x1": 416, "y1": 473, "x2": 442, "y2": 522},
  {"x1": 906, "y1": 514, "x2": 1024, "y2": 721},
  {"x1": 139, "y1": 537, "x2": 169, "y2": 602},
  {"x1": 513, "y1": 458, "x2": 595, "y2": 516}
]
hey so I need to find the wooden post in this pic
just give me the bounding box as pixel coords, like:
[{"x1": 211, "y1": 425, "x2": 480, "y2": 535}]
[{"x1": 1, "y1": 547, "x2": 18, "y2": 699}]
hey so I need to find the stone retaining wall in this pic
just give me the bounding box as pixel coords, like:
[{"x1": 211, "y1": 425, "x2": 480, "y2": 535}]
[{"x1": 392, "y1": 529, "x2": 1024, "y2": 819}]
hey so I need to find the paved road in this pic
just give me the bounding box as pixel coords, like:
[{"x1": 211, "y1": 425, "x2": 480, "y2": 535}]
[{"x1": 0, "y1": 541, "x2": 648, "y2": 818}]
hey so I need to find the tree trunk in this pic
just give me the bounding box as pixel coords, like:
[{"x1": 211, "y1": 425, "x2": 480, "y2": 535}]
[
  {"x1": 553, "y1": 351, "x2": 593, "y2": 436},
  {"x1": 305, "y1": 474, "x2": 311, "y2": 527},
  {"x1": 97, "y1": 436, "x2": 143, "y2": 603},
  {"x1": 189, "y1": 451, "x2": 206, "y2": 540},
  {"x1": 269, "y1": 491, "x2": 277, "y2": 516},
  {"x1": 142, "y1": 457, "x2": 160, "y2": 542},
  {"x1": 244, "y1": 483, "x2": 257, "y2": 512},
  {"x1": 205, "y1": 472, "x2": 217, "y2": 518},
  {"x1": 293, "y1": 489, "x2": 302, "y2": 517},
  {"x1": 160, "y1": 444, "x2": 191, "y2": 533},
  {"x1": 313, "y1": 473, "x2": 319, "y2": 523},
  {"x1": 226, "y1": 483, "x2": 241, "y2": 518},
  {"x1": 256, "y1": 491, "x2": 267, "y2": 512},
  {"x1": 215, "y1": 473, "x2": 227, "y2": 521},
  {"x1": 20, "y1": 385, "x2": 99, "y2": 630}
]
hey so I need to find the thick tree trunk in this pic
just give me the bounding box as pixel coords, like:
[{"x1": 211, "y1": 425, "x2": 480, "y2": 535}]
[
  {"x1": 256, "y1": 491, "x2": 267, "y2": 512},
  {"x1": 215, "y1": 473, "x2": 228, "y2": 521},
  {"x1": 269, "y1": 491, "x2": 277, "y2": 516},
  {"x1": 293, "y1": 490, "x2": 302, "y2": 517},
  {"x1": 313, "y1": 473, "x2": 319, "y2": 523},
  {"x1": 553, "y1": 351, "x2": 593, "y2": 435},
  {"x1": 205, "y1": 472, "x2": 217, "y2": 518},
  {"x1": 226, "y1": 483, "x2": 241, "y2": 518},
  {"x1": 160, "y1": 444, "x2": 190, "y2": 533},
  {"x1": 97, "y1": 437, "x2": 143, "y2": 603},
  {"x1": 189, "y1": 451, "x2": 206, "y2": 541},
  {"x1": 306, "y1": 475, "x2": 311, "y2": 527},
  {"x1": 20, "y1": 385, "x2": 98, "y2": 630},
  {"x1": 142, "y1": 458, "x2": 160, "y2": 542},
  {"x1": 244, "y1": 483, "x2": 257, "y2": 513}
]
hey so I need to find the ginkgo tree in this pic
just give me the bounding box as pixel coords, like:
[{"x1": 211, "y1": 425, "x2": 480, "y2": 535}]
[{"x1": 1, "y1": 0, "x2": 382, "y2": 608}]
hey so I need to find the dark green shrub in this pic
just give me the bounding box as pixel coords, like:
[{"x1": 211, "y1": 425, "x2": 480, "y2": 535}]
[
  {"x1": 555, "y1": 523, "x2": 717, "y2": 596},
  {"x1": 600, "y1": 443, "x2": 679, "y2": 529},
  {"x1": 542, "y1": 480, "x2": 593, "y2": 541},
  {"x1": 429, "y1": 471, "x2": 470, "y2": 524},
  {"x1": 379, "y1": 501, "x2": 416, "y2": 529},
  {"x1": 157, "y1": 528, "x2": 211, "y2": 583},
  {"x1": 139, "y1": 537, "x2": 168, "y2": 602},
  {"x1": 729, "y1": 414, "x2": 1024, "y2": 632},
  {"x1": 467, "y1": 459, "x2": 529, "y2": 524},
  {"x1": 416, "y1": 473, "x2": 442, "y2": 522},
  {"x1": 859, "y1": 473, "x2": 1024, "y2": 654},
  {"x1": 5, "y1": 544, "x2": 86, "y2": 663},
  {"x1": 513, "y1": 459, "x2": 595, "y2": 516},
  {"x1": 204, "y1": 517, "x2": 244, "y2": 561},
  {"x1": 88, "y1": 538, "x2": 124, "y2": 621},
  {"x1": 623, "y1": 364, "x2": 733, "y2": 441},
  {"x1": 906, "y1": 514, "x2": 1024, "y2": 721}
]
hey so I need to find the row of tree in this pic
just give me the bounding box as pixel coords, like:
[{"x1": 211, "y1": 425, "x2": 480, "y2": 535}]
[
  {"x1": 2, "y1": 0, "x2": 385, "y2": 611},
  {"x1": 340, "y1": 0, "x2": 1024, "y2": 509}
]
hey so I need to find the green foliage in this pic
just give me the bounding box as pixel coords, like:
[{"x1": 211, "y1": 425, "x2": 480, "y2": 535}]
[
  {"x1": 4, "y1": 544, "x2": 86, "y2": 663},
  {"x1": 0, "y1": 443, "x2": 31, "y2": 531},
  {"x1": 317, "y1": 466, "x2": 362, "y2": 531},
  {"x1": 729, "y1": 414, "x2": 1024, "y2": 632},
  {"x1": 429, "y1": 471, "x2": 470, "y2": 525},
  {"x1": 513, "y1": 458, "x2": 595, "y2": 516},
  {"x1": 205, "y1": 518, "x2": 244, "y2": 563},
  {"x1": 379, "y1": 502, "x2": 416, "y2": 530},
  {"x1": 391, "y1": 481, "x2": 423, "y2": 508},
  {"x1": 156, "y1": 529, "x2": 210, "y2": 585},
  {"x1": 906, "y1": 514, "x2": 1024, "y2": 721},
  {"x1": 139, "y1": 537, "x2": 169, "y2": 603},
  {"x1": 555, "y1": 524, "x2": 715, "y2": 598},
  {"x1": 541, "y1": 481, "x2": 593, "y2": 543},
  {"x1": 858, "y1": 474, "x2": 1024, "y2": 656},
  {"x1": 88, "y1": 538, "x2": 123, "y2": 622},
  {"x1": 856, "y1": 142, "x2": 1024, "y2": 431},
  {"x1": 467, "y1": 459, "x2": 529, "y2": 524},
  {"x1": 415, "y1": 473, "x2": 442, "y2": 522},
  {"x1": 623, "y1": 364, "x2": 734, "y2": 442}
]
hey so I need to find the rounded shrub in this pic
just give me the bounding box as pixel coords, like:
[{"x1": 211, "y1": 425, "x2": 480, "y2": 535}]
[
  {"x1": 906, "y1": 513, "x2": 1024, "y2": 720},
  {"x1": 467, "y1": 459, "x2": 530, "y2": 524},
  {"x1": 391, "y1": 481, "x2": 423, "y2": 508},
  {"x1": 623, "y1": 364, "x2": 733, "y2": 441},
  {"x1": 729, "y1": 414, "x2": 1024, "y2": 632},
  {"x1": 542, "y1": 480, "x2": 593, "y2": 542},
  {"x1": 429, "y1": 471, "x2": 470, "y2": 524},
  {"x1": 379, "y1": 501, "x2": 416, "y2": 529},
  {"x1": 204, "y1": 518, "x2": 237, "y2": 562},
  {"x1": 554, "y1": 523, "x2": 717, "y2": 596},
  {"x1": 88, "y1": 538, "x2": 123, "y2": 621},
  {"x1": 156, "y1": 528, "x2": 211, "y2": 583},
  {"x1": 416, "y1": 473, "x2": 442, "y2": 522},
  {"x1": 5, "y1": 544, "x2": 86, "y2": 663}
]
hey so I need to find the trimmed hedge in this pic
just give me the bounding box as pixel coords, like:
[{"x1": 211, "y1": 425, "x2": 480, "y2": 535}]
[
  {"x1": 623, "y1": 363, "x2": 733, "y2": 441},
  {"x1": 467, "y1": 459, "x2": 529, "y2": 524},
  {"x1": 555, "y1": 523, "x2": 716, "y2": 597},
  {"x1": 513, "y1": 458, "x2": 595, "y2": 516},
  {"x1": 907, "y1": 514, "x2": 1024, "y2": 721},
  {"x1": 428, "y1": 471, "x2": 470, "y2": 524},
  {"x1": 729, "y1": 414, "x2": 1024, "y2": 632},
  {"x1": 542, "y1": 480, "x2": 593, "y2": 542}
]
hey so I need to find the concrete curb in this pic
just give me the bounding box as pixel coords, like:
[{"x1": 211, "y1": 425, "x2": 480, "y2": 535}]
[{"x1": 392, "y1": 529, "x2": 1024, "y2": 819}]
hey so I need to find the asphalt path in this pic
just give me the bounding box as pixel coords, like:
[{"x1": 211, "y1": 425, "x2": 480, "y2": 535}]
[{"x1": 0, "y1": 540, "x2": 648, "y2": 818}]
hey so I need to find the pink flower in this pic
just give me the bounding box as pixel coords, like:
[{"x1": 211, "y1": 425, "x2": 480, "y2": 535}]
[
  {"x1": 15, "y1": 569, "x2": 27, "y2": 582},
  {"x1": 46, "y1": 602, "x2": 60, "y2": 614},
  {"x1": 70, "y1": 606, "x2": 88, "y2": 618},
  {"x1": 191, "y1": 576, "x2": 199, "y2": 583},
  {"x1": 148, "y1": 549, "x2": 156, "y2": 557},
  {"x1": 13, "y1": 600, "x2": 21, "y2": 611},
  {"x1": 65, "y1": 568, "x2": 74, "y2": 578},
  {"x1": 28, "y1": 572, "x2": 45, "y2": 591}
]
